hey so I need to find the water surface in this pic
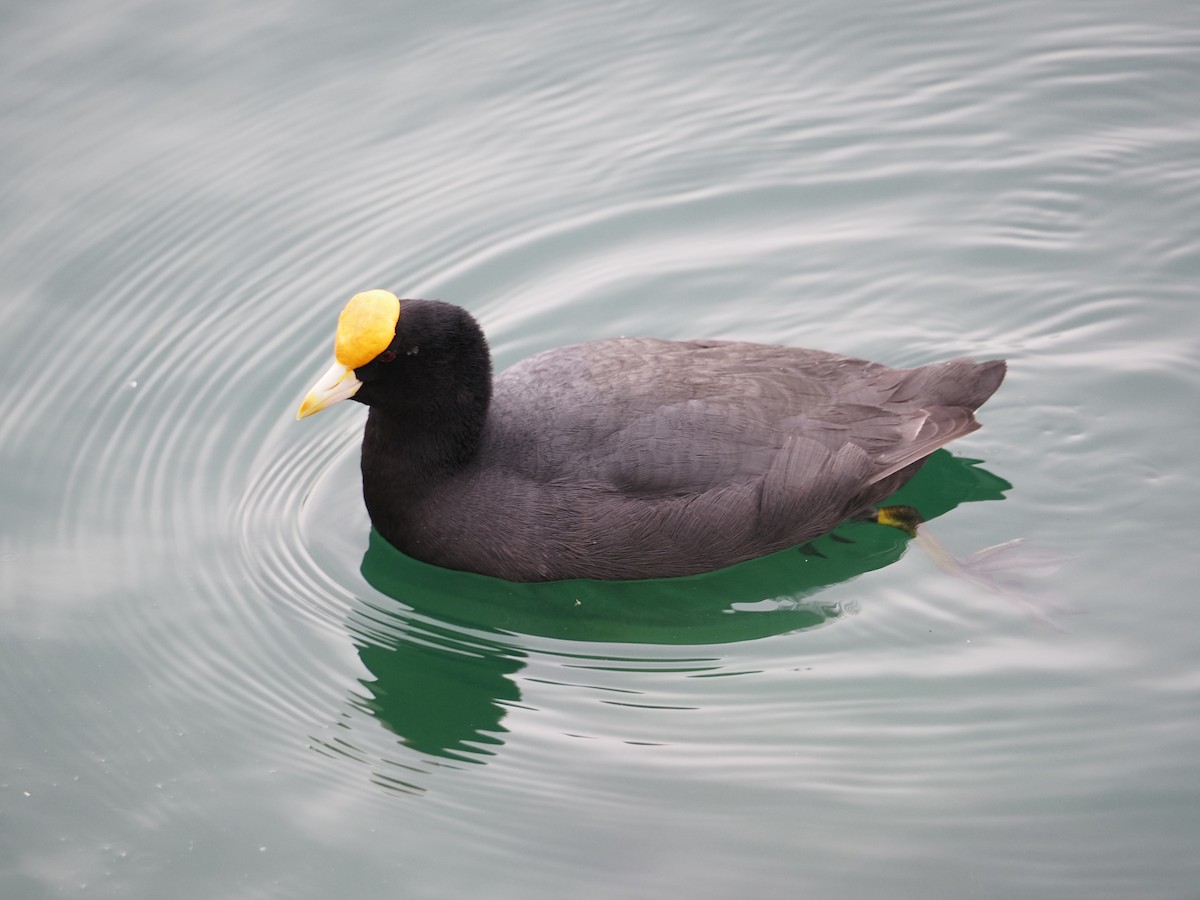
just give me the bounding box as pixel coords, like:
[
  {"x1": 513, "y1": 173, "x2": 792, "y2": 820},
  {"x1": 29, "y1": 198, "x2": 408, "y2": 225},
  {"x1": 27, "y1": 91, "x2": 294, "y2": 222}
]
[{"x1": 3, "y1": 1, "x2": 1199, "y2": 897}]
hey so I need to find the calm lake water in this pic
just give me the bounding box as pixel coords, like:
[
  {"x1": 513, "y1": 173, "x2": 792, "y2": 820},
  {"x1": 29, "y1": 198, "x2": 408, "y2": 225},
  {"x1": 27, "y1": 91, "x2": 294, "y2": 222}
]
[{"x1": 3, "y1": 1, "x2": 1199, "y2": 897}]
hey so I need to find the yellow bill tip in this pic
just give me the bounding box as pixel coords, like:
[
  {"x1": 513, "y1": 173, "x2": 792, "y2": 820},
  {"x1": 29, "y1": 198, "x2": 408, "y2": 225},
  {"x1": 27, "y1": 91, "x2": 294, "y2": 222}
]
[
  {"x1": 295, "y1": 394, "x2": 322, "y2": 420},
  {"x1": 296, "y1": 360, "x2": 363, "y2": 419}
]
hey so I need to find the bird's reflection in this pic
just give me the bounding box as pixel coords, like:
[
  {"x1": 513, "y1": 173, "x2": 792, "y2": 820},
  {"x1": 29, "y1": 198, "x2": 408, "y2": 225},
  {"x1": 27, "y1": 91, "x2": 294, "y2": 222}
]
[{"x1": 336, "y1": 450, "x2": 1010, "y2": 777}]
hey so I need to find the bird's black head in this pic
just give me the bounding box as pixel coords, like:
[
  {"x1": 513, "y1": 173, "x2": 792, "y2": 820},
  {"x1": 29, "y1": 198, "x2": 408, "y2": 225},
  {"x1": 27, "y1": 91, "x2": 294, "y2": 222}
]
[
  {"x1": 297, "y1": 293, "x2": 492, "y2": 466},
  {"x1": 352, "y1": 298, "x2": 492, "y2": 422}
]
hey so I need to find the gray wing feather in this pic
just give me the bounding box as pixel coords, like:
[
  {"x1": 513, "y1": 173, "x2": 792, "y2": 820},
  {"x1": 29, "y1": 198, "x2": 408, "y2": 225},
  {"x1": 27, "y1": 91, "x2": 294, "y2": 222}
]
[{"x1": 492, "y1": 339, "x2": 1004, "y2": 511}]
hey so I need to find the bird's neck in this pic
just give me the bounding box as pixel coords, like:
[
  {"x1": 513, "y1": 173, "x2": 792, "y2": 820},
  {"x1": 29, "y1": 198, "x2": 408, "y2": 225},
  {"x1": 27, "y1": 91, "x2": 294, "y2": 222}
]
[{"x1": 365, "y1": 402, "x2": 483, "y2": 470}]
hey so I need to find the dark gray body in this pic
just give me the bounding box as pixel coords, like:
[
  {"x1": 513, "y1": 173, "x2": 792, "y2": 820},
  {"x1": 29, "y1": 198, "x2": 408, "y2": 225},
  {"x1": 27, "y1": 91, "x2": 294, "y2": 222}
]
[{"x1": 361, "y1": 335, "x2": 1005, "y2": 581}]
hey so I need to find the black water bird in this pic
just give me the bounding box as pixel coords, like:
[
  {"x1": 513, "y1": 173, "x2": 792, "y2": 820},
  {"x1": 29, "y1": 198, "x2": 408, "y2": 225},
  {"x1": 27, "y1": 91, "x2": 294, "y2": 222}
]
[{"x1": 298, "y1": 290, "x2": 1005, "y2": 582}]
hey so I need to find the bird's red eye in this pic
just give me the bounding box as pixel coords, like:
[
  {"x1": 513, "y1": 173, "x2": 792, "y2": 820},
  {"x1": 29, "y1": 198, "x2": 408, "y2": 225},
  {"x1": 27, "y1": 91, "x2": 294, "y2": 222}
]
[{"x1": 378, "y1": 349, "x2": 397, "y2": 364}]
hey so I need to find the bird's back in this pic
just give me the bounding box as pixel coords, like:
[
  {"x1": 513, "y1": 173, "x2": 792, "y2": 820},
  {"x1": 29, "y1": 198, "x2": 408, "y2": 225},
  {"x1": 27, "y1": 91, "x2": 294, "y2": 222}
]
[{"x1": 402, "y1": 338, "x2": 1004, "y2": 580}]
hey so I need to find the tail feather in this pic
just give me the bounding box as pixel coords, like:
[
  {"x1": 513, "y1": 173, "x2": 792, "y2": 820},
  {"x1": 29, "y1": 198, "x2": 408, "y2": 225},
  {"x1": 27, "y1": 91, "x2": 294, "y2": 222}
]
[{"x1": 895, "y1": 358, "x2": 1007, "y2": 411}]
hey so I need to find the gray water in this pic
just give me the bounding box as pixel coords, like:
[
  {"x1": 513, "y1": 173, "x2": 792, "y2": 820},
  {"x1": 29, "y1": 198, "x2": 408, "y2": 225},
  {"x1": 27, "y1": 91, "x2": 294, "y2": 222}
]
[{"x1": 3, "y1": 1, "x2": 1199, "y2": 897}]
